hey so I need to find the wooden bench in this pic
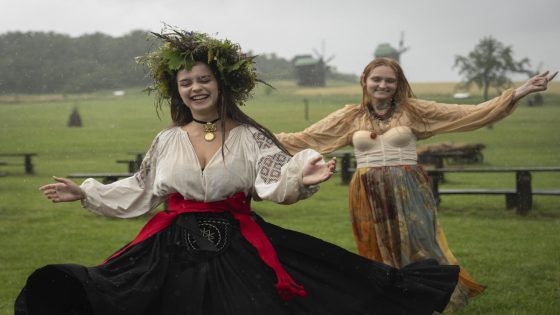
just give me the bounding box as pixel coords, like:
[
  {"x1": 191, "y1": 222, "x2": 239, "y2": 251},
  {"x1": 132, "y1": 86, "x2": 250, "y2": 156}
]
[
  {"x1": 116, "y1": 153, "x2": 144, "y2": 172},
  {"x1": 67, "y1": 172, "x2": 133, "y2": 184},
  {"x1": 0, "y1": 153, "x2": 38, "y2": 174},
  {"x1": 426, "y1": 166, "x2": 560, "y2": 215},
  {"x1": 417, "y1": 143, "x2": 485, "y2": 167},
  {"x1": 116, "y1": 160, "x2": 139, "y2": 173},
  {"x1": 115, "y1": 153, "x2": 144, "y2": 172}
]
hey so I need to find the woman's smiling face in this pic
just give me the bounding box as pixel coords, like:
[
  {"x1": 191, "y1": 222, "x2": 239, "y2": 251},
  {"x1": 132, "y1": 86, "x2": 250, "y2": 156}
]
[
  {"x1": 176, "y1": 62, "x2": 220, "y2": 116},
  {"x1": 363, "y1": 65, "x2": 397, "y2": 105}
]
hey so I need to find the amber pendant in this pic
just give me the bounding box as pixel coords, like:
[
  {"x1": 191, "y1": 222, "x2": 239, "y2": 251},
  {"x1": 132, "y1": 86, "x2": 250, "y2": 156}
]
[{"x1": 203, "y1": 122, "x2": 217, "y2": 142}]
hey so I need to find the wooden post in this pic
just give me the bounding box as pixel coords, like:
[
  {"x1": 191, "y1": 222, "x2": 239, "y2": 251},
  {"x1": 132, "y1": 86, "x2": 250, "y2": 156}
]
[
  {"x1": 428, "y1": 170, "x2": 441, "y2": 205},
  {"x1": 24, "y1": 154, "x2": 34, "y2": 174},
  {"x1": 303, "y1": 99, "x2": 309, "y2": 121},
  {"x1": 340, "y1": 153, "x2": 352, "y2": 185},
  {"x1": 516, "y1": 171, "x2": 532, "y2": 215},
  {"x1": 434, "y1": 155, "x2": 446, "y2": 182},
  {"x1": 133, "y1": 154, "x2": 143, "y2": 172},
  {"x1": 505, "y1": 193, "x2": 517, "y2": 210}
]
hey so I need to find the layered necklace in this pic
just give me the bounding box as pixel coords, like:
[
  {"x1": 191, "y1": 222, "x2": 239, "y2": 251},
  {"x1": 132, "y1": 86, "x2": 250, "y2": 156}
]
[
  {"x1": 367, "y1": 101, "x2": 396, "y2": 138},
  {"x1": 192, "y1": 117, "x2": 220, "y2": 141}
]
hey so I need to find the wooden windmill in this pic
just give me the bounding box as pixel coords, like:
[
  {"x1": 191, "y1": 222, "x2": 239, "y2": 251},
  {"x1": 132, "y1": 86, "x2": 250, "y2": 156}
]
[
  {"x1": 374, "y1": 32, "x2": 409, "y2": 62},
  {"x1": 294, "y1": 40, "x2": 335, "y2": 87}
]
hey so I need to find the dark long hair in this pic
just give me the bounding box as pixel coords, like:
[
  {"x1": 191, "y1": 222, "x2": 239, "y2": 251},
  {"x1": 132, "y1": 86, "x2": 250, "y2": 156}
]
[{"x1": 165, "y1": 61, "x2": 290, "y2": 156}]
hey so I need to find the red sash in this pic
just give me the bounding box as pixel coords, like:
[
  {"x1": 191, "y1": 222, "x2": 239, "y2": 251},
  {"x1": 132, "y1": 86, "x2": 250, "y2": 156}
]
[{"x1": 103, "y1": 192, "x2": 307, "y2": 301}]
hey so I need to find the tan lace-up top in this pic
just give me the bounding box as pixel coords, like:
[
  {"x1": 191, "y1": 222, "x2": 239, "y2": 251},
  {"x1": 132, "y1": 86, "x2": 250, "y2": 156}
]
[{"x1": 277, "y1": 89, "x2": 517, "y2": 168}]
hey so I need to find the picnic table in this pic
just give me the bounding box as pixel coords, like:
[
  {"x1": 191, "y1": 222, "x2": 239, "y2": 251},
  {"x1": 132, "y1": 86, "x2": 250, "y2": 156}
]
[
  {"x1": 116, "y1": 153, "x2": 143, "y2": 172},
  {"x1": 426, "y1": 166, "x2": 560, "y2": 215},
  {"x1": 68, "y1": 153, "x2": 143, "y2": 184},
  {"x1": 0, "y1": 153, "x2": 38, "y2": 174},
  {"x1": 417, "y1": 142, "x2": 485, "y2": 168}
]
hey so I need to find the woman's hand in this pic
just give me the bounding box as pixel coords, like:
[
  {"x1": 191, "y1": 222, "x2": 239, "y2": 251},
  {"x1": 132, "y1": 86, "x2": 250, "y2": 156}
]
[
  {"x1": 302, "y1": 156, "x2": 336, "y2": 186},
  {"x1": 514, "y1": 70, "x2": 558, "y2": 102},
  {"x1": 39, "y1": 176, "x2": 85, "y2": 203}
]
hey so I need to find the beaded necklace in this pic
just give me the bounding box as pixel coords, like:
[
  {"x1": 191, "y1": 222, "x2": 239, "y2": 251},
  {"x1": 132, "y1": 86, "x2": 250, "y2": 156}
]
[{"x1": 367, "y1": 102, "x2": 396, "y2": 139}]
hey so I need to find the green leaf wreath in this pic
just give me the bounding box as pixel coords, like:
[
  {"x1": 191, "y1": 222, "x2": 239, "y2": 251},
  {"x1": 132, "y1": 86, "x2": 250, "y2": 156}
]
[{"x1": 136, "y1": 26, "x2": 268, "y2": 108}]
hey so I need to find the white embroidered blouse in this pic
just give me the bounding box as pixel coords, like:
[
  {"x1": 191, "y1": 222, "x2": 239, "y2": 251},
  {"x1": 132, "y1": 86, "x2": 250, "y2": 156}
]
[{"x1": 80, "y1": 125, "x2": 320, "y2": 218}]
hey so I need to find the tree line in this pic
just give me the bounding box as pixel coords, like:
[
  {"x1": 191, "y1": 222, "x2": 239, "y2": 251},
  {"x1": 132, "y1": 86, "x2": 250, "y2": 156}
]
[
  {"x1": 1, "y1": 31, "x2": 531, "y2": 99},
  {"x1": 0, "y1": 31, "x2": 304, "y2": 95},
  {"x1": 0, "y1": 31, "x2": 149, "y2": 94}
]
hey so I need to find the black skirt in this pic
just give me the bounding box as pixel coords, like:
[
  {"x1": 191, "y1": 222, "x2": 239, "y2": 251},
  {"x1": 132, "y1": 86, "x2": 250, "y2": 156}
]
[{"x1": 15, "y1": 212, "x2": 459, "y2": 315}]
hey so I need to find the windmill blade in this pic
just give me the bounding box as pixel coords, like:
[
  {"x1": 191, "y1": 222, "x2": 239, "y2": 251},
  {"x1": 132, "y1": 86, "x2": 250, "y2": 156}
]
[
  {"x1": 324, "y1": 55, "x2": 336, "y2": 64},
  {"x1": 312, "y1": 48, "x2": 322, "y2": 59},
  {"x1": 399, "y1": 47, "x2": 410, "y2": 54},
  {"x1": 398, "y1": 31, "x2": 410, "y2": 54}
]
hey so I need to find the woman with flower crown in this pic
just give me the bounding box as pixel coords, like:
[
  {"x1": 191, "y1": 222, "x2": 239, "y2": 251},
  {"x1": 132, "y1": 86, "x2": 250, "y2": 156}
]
[
  {"x1": 15, "y1": 28, "x2": 459, "y2": 315},
  {"x1": 276, "y1": 57, "x2": 557, "y2": 311}
]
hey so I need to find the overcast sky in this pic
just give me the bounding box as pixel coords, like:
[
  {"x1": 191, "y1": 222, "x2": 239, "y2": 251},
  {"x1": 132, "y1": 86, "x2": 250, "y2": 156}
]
[{"x1": 2, "y1": 0, "x2": 558, "y2": 82}]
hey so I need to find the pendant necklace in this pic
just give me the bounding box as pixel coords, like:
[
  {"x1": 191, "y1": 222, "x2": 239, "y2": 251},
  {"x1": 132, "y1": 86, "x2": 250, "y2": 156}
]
[
  {"x1": 192, "y1": 117, "x2": 220, "y2": 142},
  {"x1": 367, "y1": 102, "x2": 395, "y2": 138}
]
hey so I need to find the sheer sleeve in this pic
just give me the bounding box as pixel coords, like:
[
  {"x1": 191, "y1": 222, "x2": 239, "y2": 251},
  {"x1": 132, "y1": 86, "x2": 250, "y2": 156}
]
[
  {"x1": 276, "y1": 104, "x2": 363, "y2": 155},
  {"x1": 80, "y1": 132, "x2": 164, "y2": 218},
  {"x1": 250, "y1": 130, "x2": 321, "y2": 205},
  {"x1": 409, "y1": 88, "x2": 517, "y2": 139}
]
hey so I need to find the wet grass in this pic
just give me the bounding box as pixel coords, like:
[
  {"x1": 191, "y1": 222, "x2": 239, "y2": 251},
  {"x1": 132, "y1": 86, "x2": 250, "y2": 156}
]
[{"x1": 1, "y1": 82, "x2": 559, "y2": 314}]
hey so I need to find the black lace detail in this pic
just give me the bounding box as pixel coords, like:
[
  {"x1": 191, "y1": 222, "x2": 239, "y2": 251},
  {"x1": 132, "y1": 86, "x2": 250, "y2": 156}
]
[{"x1": 258, "y1": 153, "x2": 289, "y2": 184}]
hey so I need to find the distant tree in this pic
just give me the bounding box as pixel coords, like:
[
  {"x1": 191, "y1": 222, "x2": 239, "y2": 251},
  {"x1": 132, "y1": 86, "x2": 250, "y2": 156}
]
[
  {"x1": 454, "y1": 36, "x2": 530, "y2": 100},
  {"x1": 253, "y1": 53, "x2": 295, "y2": 81},
  {"x1": 0, "y1": 30, "x2": 151, "y2": 94}
]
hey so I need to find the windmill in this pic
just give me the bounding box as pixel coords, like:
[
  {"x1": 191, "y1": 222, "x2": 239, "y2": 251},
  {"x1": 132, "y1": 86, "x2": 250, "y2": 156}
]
[
  {"x1": 294, "y1": 40, "x2": 335, "y2": 87},
  {"x1": 374, "y1": 32, "x2": 409, "y2": 62}
]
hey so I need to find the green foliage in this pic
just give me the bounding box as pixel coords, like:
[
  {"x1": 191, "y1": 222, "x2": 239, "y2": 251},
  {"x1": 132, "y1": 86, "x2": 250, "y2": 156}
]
[
  {"x1": 0, "y1": 30, "x2": 152, "y2": 94},
  {"x1": 454, "y1": 36, "x2": 530, "y2": 100},
  {"x1": 0, "y1": 30, "x2": 355, "y2": 97},
  {"x1": 253, "y1": 53, "x2": 295, "y2": 81},
  {"x1": 1, "y1": 85, "x2": 559, "y2": 314},
  {"x1": 136, "y1": 27, "x2": 260, "y2": 109}
]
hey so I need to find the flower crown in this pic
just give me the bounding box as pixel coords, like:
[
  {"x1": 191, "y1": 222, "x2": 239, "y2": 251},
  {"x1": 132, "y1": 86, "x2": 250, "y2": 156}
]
[{"x1": 137, "y1": 26, "x2": 264, "y2": 107}]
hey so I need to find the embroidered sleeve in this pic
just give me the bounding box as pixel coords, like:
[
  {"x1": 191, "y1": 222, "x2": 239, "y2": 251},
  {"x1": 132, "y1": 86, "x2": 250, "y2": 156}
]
[
  {"x1": 251, "y1": 130, "x2": 320, "y2": 204},
  {"x1": 80, "y1": 131, "x2": 164, "y2": 218}
]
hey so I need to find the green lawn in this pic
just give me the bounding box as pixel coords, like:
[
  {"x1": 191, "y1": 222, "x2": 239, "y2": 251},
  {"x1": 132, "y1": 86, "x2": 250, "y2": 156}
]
[{"x1": 1, "y1": 81, "x2": 559, "y2": 314}]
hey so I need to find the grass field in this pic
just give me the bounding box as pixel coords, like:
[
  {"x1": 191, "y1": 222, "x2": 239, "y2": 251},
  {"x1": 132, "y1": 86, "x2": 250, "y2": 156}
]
[{"x1": 1, "y1": 81, "x2": 559, "y2": 314}]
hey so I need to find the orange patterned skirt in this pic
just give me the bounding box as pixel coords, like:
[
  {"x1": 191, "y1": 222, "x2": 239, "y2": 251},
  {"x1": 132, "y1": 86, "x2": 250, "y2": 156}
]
[{"x1": 348, "y1": 165, "x2": 485, "y2": 311}]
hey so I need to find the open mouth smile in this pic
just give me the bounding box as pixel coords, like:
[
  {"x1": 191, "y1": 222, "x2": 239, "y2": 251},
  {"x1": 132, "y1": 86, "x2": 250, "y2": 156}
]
[{"x1": 190, "y1": 94, "x2": 210, "y2": 102}]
